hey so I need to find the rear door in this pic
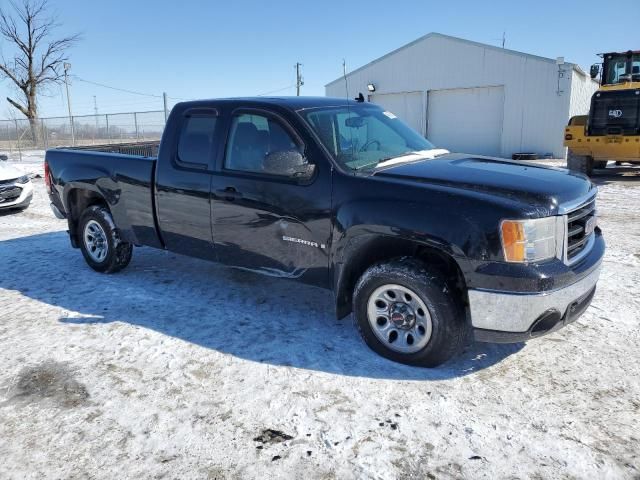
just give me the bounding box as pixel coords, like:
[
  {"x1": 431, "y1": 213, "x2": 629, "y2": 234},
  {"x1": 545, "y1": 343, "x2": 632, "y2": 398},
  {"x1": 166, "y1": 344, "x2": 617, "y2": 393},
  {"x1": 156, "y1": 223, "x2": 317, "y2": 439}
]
[
  {"x1": 209, "y1": 108, "x2": 332, "y2": 287},
  {"x1": 155, "y1": 107, "x2": 222, "y2": 260}
]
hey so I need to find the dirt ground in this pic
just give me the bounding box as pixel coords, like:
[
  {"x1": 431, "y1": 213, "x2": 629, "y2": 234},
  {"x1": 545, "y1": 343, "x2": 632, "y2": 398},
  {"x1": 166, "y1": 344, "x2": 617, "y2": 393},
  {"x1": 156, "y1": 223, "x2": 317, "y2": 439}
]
[{"x1": 0, "y1": 155, "x2": 639, "y2": 479}]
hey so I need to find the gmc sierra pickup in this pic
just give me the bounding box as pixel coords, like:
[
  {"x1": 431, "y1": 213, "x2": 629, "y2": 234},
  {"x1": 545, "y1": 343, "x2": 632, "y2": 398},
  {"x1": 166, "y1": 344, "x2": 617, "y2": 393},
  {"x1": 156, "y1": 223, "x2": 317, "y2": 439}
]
[{"x1": 45, "y1": 97, "x2": 605, "y2": 367}]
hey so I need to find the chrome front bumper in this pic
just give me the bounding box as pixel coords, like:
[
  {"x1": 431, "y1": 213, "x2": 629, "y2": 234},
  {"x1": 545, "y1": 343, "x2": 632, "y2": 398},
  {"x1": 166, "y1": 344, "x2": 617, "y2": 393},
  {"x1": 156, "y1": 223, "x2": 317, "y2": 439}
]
[{"x1": 469, "y1": 262, "x2": 602, "y2": 340}]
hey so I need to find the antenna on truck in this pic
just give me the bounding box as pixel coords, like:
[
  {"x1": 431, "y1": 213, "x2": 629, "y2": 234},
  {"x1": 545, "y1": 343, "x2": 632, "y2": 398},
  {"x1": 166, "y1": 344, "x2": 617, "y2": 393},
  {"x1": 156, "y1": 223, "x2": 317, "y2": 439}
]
[{"x1": 342, "y1": 59, "x2": 349, "y2": 98}]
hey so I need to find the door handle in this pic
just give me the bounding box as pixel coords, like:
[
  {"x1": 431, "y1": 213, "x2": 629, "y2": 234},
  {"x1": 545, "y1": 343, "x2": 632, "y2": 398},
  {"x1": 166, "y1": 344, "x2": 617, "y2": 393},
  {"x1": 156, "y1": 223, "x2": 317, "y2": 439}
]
[{"x1": 215, "y1": 186, "x2": 242, "y2": 201}]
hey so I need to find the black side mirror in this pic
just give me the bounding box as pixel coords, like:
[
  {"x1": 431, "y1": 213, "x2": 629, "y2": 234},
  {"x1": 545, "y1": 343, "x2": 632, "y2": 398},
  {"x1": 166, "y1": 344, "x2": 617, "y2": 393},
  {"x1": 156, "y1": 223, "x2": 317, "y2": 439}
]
[
  {"x1": 264, "y1": 150, "x2": 315, "y2": 179},
  {"x1": 590, "y1": 64, "x2": 600, "y2": 79}
]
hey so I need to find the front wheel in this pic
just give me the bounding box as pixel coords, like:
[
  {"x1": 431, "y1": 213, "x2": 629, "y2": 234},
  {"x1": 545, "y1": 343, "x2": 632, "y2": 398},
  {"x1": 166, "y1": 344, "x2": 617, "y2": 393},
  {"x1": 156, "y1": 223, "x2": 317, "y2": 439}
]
[
  {"x1": 567, "y1": 151, "x2": 593, "y2": 176},
  {"x1": 353, "y1": 258, "x2": 465, "y2": 367},
  {"x1": 78, "y1": 205, "x2": 132, "y2": 273}
]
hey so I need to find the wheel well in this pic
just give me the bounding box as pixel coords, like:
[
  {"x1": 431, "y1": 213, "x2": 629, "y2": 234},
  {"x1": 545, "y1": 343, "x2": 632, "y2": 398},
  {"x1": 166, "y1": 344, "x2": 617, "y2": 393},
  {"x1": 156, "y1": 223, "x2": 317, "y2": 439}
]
[
  {"x1": 335, "y1": 236, "x2": 468, "y2": 319},
  {"x1": 66, "y1": 189, "x2": 108, "y2": 246}
]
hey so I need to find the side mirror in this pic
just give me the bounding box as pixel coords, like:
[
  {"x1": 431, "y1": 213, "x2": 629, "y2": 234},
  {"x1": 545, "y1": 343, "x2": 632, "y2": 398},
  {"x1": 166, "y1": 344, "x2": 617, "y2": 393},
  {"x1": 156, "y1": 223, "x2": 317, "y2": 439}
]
[
  {"x1": 264, "y1": 150, "x2": 315, "y2": 179},
  {"x1": 590, "y1": 64, "x2": 600, "y2": 79}
]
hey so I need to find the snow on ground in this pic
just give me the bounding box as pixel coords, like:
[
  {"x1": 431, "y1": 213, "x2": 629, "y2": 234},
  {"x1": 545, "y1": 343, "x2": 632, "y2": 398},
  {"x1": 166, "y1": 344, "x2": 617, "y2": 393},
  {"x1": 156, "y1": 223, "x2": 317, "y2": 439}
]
[{"x1": 0, "y1": 152, "x2": 639, "y2": 479}]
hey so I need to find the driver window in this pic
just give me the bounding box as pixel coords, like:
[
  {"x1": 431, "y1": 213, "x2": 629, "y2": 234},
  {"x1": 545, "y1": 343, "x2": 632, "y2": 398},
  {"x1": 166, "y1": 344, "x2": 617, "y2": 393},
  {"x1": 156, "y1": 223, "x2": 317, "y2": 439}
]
[{"x1": 224, "y1": 113, "x2": 301, "y2": 175}]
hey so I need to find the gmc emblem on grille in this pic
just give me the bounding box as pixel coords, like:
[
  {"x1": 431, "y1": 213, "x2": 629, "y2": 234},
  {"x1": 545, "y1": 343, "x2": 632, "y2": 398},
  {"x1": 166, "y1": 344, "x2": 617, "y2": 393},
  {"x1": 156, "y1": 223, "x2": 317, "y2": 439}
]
[
  {"x1": 608, "y1": 109, "x2": 623, "y2": 118},
  {"x1": 584, "y1": 216, "x2": 597, "y2": 236}
]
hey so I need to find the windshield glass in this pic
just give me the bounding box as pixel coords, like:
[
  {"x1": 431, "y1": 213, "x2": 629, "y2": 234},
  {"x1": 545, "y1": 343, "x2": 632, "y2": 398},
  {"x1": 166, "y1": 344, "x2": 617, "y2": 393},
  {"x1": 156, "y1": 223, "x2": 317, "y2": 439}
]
[
  {"x1": 301, "y1": 104, "x2": 436, "y2": 171},
  {"x1": 604, "y1": 53, "x2": 640, "y2": 84}
]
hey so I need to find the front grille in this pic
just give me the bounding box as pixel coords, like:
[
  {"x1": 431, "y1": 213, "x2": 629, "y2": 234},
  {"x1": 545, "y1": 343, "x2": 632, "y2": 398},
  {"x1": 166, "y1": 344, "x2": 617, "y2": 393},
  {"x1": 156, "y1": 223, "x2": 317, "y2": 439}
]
[
  {"x1": 566, "y1": 199, "x2": 596, "y2": 261},
  {"x1": 0, "y1": 185, "x2": 22, "y2": 203},
  {"x1": 0, "y1": 177, "x2": 18, "y2": 186},
  {"x1": 588, "y1": 89, "x2": 640, "y2": 136}
]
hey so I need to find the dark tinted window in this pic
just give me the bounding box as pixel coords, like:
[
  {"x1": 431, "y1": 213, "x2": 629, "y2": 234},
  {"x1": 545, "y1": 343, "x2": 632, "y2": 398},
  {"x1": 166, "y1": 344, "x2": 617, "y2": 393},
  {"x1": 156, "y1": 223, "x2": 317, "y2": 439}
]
[
  {"x1": 225, "y1": 113, "x2": 300, "y2": 174},
  {"x1": 178, "y1": 114, "x2": 218, "y2": 166}
]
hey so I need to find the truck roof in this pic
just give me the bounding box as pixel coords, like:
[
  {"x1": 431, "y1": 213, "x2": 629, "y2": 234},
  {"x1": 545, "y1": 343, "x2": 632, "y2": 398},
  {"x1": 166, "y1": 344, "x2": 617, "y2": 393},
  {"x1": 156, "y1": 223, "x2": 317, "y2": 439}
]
[{"x1": 175, "y1": 96, "x2": 364, "y2": 111}]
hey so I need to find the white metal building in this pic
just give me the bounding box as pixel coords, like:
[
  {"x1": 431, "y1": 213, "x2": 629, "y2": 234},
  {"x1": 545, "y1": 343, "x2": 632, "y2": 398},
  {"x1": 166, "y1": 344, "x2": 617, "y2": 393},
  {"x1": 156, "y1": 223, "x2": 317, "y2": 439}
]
[{"x1": 325, "y1": 33, "x2": 599, "y2": 158}]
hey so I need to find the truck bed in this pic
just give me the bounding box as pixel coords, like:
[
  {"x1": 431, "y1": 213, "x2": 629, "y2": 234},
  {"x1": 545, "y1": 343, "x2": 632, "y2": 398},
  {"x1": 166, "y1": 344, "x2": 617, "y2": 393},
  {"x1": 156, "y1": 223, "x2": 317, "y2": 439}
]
[{"x1": 46, "y1": 146, "x2": 161, "y2": 248}]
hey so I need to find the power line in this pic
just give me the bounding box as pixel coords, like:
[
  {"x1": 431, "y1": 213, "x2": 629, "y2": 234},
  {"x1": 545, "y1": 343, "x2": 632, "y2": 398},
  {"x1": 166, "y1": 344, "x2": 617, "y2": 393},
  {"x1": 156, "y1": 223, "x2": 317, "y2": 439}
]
[
  {"x1": 256, "y1": 84, "x2": 296, "y2": 97},
  {"x1": 71, "y1": 76, "x2": 163, "y2": 98}
]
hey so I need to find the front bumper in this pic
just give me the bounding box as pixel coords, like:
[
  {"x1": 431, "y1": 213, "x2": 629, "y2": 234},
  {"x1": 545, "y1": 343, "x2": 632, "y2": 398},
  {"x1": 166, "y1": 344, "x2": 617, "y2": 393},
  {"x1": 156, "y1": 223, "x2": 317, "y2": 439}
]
[
  {"x1": 0, "y1": 180, "x2": 33, "y2": 209},
  {"x1": 469, "y1": 255, "x2": 603, "y2": 343}
]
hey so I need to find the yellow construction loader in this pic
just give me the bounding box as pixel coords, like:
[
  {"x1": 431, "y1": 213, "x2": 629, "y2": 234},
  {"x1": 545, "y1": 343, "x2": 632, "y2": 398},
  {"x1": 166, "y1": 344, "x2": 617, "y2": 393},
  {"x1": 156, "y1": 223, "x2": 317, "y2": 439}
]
[{"x1": 564, "y1": 50, "x2": 640, "y2": 175}]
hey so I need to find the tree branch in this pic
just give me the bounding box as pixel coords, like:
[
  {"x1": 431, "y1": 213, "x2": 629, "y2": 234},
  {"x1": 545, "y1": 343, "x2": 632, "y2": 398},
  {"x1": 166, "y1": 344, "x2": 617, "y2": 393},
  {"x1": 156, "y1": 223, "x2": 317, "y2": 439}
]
[
  {"x1": 0, "y1": 0, "x2": 79, "y2": 121},
  {"x1": 6, "y1": 96, "x2": 29, "y2": 117}
]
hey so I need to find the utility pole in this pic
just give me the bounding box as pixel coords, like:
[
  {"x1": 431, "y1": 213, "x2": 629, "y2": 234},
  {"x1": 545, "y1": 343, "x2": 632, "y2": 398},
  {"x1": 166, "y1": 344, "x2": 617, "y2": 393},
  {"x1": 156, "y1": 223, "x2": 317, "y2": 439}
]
[
  {"x1": 295, "y1": 62, "x2": 303, "y2": 96},
  {"x1": 502, "y1": 31, "x2": 506, "y2": 49},
  {"x1": 63, "y1": 62, "x2": 75, "y2": 146},
  {"x1": 93, "y1": 95, "x2": 98, "y2": 143},
  {"x1": 163, "y1": 92, "x2": 169, "y2": 122}
]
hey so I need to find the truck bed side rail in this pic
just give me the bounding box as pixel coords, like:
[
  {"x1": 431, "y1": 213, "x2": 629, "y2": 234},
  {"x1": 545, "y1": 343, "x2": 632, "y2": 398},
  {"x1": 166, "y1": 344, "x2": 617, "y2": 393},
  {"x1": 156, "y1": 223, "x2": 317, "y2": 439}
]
[{"x1": 61, "y1": 141, "x2": 160, "y2": 158}]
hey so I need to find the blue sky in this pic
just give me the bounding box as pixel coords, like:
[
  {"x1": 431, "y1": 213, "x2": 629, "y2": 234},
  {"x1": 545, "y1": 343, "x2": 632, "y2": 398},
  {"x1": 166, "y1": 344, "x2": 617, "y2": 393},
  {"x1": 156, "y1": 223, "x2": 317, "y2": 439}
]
[{"x1": 0, "y1": 0, "x2": 637, "y2": 119}]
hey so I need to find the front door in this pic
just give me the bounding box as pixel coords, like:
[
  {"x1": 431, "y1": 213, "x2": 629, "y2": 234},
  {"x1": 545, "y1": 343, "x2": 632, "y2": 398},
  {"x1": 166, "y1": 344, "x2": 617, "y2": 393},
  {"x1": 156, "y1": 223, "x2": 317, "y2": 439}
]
[{"x1": 209, "y1": 109, "x2": 332, "y2": 287}]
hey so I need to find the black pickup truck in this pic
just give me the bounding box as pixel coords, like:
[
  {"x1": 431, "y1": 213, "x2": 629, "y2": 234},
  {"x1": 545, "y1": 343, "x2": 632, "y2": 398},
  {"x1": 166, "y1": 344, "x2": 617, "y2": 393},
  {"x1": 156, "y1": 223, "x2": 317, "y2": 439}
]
[{"x1": 45, "y1": 97, "x2": 604, "y2": 367}]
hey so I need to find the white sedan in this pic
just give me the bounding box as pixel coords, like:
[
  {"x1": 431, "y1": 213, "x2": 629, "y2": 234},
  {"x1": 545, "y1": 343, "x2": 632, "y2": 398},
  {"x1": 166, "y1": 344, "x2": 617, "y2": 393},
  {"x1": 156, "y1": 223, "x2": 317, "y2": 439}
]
[{"x1": 0, "y1": 162, "x2": 33, "y2": 211}]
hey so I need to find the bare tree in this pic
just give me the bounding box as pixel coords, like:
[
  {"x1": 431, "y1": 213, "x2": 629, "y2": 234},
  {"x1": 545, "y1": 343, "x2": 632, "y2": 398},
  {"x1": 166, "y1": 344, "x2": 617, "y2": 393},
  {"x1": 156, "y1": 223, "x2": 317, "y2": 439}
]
[{"x1": 0, "y1": 0, "x2": 79, "y2": 143}]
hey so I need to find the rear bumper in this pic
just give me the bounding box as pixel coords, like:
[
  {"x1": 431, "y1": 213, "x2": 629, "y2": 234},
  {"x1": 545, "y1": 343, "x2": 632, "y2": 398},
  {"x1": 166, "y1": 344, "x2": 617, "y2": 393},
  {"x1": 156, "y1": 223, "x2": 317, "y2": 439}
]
[{"x1": 468, "y1": 250, "x2": 603, "y2": 343}]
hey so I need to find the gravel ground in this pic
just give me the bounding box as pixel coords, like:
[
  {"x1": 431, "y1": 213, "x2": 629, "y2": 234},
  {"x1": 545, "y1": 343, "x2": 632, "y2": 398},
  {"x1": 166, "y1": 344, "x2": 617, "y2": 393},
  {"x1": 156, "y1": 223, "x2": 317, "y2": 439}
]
[{"x1": 0, "y1": 154, "x2": 639, "y2": 479}]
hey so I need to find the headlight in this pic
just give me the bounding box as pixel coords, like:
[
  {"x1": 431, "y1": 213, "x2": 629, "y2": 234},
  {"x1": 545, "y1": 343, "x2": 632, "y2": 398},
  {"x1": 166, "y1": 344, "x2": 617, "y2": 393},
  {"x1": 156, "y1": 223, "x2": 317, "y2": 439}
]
[
  {"x1": 500, "y1": 217, "x2": 559, "y2": 263},
  {"x1": 16, "y1": 175, "x2": 30, "y2": 184}
]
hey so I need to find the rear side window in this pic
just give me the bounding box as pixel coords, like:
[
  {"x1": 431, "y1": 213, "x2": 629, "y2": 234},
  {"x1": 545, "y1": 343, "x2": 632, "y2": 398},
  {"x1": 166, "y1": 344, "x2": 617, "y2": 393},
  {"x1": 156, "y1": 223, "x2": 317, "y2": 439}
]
[{"x1": 177, "y1": 114, "x2": 218, "y2": 167}]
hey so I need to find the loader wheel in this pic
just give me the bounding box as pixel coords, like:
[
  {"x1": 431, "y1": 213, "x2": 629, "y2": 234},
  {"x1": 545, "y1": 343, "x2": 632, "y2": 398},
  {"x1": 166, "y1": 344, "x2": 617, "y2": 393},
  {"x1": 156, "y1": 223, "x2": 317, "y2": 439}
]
[
  {"x1": 593, "y1": 160, "x2": 608, "y2": 170},
  {"x1": 78, "y1": 205, "x2": 133, "y2": 273},
  {"x1": 567, "y1": 151, "x2": 593, "y2": 176}
]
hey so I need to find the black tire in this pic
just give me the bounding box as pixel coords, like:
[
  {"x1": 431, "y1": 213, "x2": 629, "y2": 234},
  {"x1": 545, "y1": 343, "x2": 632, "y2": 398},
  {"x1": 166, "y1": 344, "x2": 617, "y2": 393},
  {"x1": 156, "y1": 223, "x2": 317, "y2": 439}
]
[
  {"x1": 512, "y1": 152, "x2": 539, "y2": 161},
  {"x1": 78, "y1": 205, "x2": 132, "y2": 273},
  {"x1": 353, "y1": 258, "x2": 465, "y2": 367},
  {"x1": 593, "y1": 160, "x2": 608, "y2": 170},
  {"x1": 567, "y1": 150, "x2": 593, "y2": 176}
]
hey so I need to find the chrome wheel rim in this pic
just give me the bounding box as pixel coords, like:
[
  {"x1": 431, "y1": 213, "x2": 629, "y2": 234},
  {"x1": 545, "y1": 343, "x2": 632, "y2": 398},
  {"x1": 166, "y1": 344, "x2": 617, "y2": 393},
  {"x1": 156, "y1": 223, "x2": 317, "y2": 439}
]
[
  {"x1": 83, "y1": 220, "x2": 108, "y2": 263},
  {"x1": 367, "y1": 284, "x2": 433, "y2": 354}
]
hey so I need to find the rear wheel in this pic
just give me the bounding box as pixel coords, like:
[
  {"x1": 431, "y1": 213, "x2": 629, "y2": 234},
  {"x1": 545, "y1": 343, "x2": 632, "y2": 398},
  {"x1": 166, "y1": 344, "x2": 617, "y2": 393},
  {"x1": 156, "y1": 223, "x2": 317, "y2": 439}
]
[
  {"x1": 78, "y1": 205, "x2": 132, "y2": 273},
  {"x1": 353, "y1": 258, "x2": 465, "y2": 367},
  {"x1": 567, "y1": 150, "x2": 593, "y2": 176}
]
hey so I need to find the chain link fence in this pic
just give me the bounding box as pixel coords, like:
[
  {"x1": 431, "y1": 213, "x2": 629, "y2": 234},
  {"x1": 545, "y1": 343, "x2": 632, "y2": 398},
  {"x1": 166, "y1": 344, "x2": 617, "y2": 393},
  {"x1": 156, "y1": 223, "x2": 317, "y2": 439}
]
[{"x1": 0, "y1": 110, "x2": 166, "y2": 154}]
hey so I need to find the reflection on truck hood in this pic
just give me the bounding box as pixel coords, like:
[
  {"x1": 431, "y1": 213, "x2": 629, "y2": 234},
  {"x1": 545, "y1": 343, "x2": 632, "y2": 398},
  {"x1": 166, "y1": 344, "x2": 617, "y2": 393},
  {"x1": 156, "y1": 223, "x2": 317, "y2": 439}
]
[{"x1": 372, "y1": 153, "x2": 594, "y2": 212}]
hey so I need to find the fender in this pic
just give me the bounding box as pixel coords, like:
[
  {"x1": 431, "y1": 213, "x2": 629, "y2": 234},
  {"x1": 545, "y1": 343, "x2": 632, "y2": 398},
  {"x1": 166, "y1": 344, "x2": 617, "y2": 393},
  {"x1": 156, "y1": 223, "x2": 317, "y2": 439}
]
[{"x1": 329, "y1": 197, "x2": 487, "y2": 319}]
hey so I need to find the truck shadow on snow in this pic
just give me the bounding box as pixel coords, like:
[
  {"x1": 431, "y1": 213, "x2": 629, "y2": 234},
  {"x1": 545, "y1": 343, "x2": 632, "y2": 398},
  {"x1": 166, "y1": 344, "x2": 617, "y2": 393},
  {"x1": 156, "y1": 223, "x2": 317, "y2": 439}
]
[{"x1": 1, "y1": 231, "x2": 523, "y2": 380}]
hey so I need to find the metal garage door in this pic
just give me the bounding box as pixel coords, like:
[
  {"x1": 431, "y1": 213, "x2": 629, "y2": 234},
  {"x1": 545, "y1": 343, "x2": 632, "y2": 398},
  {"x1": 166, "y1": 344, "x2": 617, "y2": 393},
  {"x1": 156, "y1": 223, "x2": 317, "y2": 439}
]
[
  {"x1": 370, "y1": 92, "x2": 424, "y2": 135},
  {"x1": 427, "y1": 86, "x2": 505, "y2": 156}
]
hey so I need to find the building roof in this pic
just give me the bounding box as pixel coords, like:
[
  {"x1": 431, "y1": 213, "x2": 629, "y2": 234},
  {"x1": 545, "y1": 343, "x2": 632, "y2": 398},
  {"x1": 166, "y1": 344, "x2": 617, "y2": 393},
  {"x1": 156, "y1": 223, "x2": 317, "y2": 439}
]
[{"x1": 326, "y1": 32, "x2": 584, "y2": 87}]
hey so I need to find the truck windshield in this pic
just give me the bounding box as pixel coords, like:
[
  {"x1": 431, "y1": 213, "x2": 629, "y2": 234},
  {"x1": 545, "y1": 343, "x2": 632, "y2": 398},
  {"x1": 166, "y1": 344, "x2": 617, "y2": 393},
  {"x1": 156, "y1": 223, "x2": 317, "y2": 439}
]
[{"x1": 301, "y1": 104, "x2": 436, "y2": 171}]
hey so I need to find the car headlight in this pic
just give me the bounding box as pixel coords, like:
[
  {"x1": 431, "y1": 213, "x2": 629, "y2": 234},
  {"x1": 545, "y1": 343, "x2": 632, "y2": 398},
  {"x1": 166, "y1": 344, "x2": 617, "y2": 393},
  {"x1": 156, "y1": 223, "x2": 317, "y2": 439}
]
[
  {"x1": 500, "y1": 217, "x2": 560, "y2": 263},
  {"x1": 16, "y1": 175, "x2": 30, "y2": 184}
]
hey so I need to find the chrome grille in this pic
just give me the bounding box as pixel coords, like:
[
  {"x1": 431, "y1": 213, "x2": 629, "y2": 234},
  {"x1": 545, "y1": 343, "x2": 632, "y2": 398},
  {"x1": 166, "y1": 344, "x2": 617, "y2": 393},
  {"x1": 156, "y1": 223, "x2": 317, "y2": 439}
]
[
  {"x1": 0, "y1": 185, "x2": 22, "y2": 203},
  {"x1": 566, "y1": 198, "x2": 596, "y2": 262}
]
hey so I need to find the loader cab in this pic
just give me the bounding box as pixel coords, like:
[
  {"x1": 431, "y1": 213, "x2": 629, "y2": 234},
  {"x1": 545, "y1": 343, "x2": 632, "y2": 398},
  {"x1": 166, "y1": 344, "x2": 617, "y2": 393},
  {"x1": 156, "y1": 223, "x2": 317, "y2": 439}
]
[{"x1": 594, "y1": 51, "x2": 640, "y2": 85}]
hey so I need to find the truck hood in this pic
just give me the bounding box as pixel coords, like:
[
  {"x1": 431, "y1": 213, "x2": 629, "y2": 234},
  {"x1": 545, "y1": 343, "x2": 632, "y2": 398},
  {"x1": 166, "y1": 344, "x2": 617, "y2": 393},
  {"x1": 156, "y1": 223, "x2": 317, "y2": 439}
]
[
  {"x1": 372, "y1": 153, "x2": 594, "y2": 213},
  {"x1": 0, "y1": 162, "x2": 26, "y2": 182}
]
